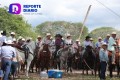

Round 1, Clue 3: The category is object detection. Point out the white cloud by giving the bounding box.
[0,0,120,31]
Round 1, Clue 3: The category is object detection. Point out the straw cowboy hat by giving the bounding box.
[98,37,102,40]
[111,32,116,34]
[76,39,79,42]
[102,42,107,46]
[37,35,42,38]
[46,33,51,36]
[66,33,71,37]
[11,32,15,35]
[90,38,93,41]
[106,34,110,36]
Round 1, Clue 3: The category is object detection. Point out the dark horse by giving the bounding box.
[82,46,96,75]
[38,44,51,72]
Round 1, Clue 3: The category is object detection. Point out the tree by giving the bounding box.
[36,21,88,41]
[0,8,37,39]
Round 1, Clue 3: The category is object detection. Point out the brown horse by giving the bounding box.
[108,38,120,77]
[38,44,51,72]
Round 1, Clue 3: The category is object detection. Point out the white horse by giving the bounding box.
[57,46,74,70]
[17,41,36,76]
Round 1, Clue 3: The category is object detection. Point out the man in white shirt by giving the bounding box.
[64,34,73,47]
[83,36,91,48]
[108,32,117,64]
[7,32,16,42]
[0,40,16,80]
[95,37,104,51]
[0,31,7,46]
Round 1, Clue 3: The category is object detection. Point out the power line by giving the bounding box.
[95,0,120,18]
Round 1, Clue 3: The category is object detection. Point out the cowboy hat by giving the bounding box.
[90,38,93,41]
[55,34,62,38]
[98,37,102,40]
[66,33,71,37]
[111,32,116,34]
[11,32,15,35]
[106,34,110,36]
[102,42,107,46]
[46,33,51,36]
[76,39,79,42]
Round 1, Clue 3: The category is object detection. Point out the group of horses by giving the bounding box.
[14,39,120,78]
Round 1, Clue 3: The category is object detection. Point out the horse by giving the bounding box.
[56,46,74,70]
[17,41,36,76]
[108,39,120,77]
[38,44,51,72]
[82,46,96,75]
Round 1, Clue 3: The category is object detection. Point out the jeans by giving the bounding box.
[1,58,12,80]
[100,61,107,80]
[11,62,18,75]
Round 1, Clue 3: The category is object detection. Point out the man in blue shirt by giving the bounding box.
[0,40,16,80]
[99,42,109,80]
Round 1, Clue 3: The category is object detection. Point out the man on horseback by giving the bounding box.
[108,32,117,64]
[104,34,110,44]
[7,32,16,42]
[54,34,64,59]
[95,37,104,51]
[64,34,73,47]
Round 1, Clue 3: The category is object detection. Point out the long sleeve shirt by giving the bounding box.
[0,45,16,59]
[99,48,109,62]
[108,37,116,51]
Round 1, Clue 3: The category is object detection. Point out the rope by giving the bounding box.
[78,5,92,40]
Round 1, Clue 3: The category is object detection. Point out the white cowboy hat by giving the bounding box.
[90,38,93,41]
[111,32,116,34]
[98,37,102,40]
[6,40,13,44]
[46,33,51,36]
[0,31,3,34]
[13,38,16,41]
[37,35,41,38]
[107,34,110,36]
[76,39,79,42]
[102,42,107,46]
[66,33,71,37]
[11,32,15,35]
[22,38,25,41]
[18,36,23,40]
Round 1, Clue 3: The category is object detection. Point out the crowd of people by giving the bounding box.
[0,30,119,80]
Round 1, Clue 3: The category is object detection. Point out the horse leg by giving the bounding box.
[117,64,120,76]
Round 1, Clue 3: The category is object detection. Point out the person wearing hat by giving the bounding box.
[64,33,73,47]
[83,36,91,48]
[0,30,7,46]
[95,37,104,51]
[40,33,53,52]
[36,35,42,48]
[7,32,16,42]
[108,32,116,64]
[54,34,64,59]
[89,38,95,48]
[104,34,110,44]
[99,42,109,80]
[0,40,16,80]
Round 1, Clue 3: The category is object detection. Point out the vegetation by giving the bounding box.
[0,8,37,39]
[36,21,88,41]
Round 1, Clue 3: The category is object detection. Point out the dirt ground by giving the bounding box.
[15,70,120,80]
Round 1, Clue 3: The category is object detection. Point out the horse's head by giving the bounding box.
[42,44,49,52]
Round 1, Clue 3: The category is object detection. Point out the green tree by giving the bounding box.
[0,8,37,39]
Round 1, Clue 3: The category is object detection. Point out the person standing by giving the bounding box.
[0,40,16,80]
[99,42,109,80]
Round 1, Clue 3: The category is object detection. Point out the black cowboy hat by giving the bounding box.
[85,36,91,40]
[1,30,6,35]
[55,34,62,38]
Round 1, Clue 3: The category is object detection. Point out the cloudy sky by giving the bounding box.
[0,0,120,32]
